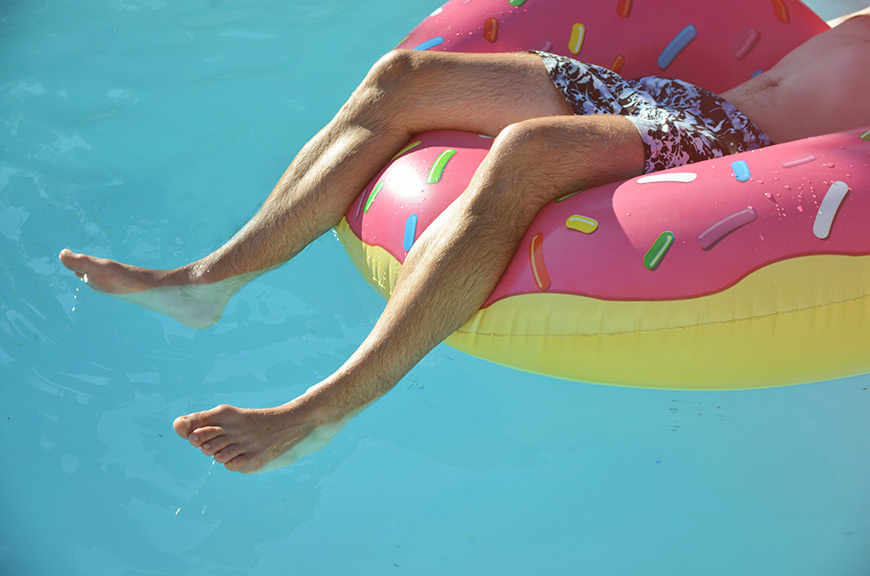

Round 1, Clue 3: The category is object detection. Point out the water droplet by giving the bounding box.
[796,205,804,213]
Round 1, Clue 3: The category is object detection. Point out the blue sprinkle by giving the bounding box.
[414,37,444,51]
[731,160,751,182]
[751,69,765,79]
[403,214,418,251]
[657,25,696,70]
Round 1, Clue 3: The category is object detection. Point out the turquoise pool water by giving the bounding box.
[2,1,869,574]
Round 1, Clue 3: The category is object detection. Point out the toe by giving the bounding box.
[174,405,240,440]
[173,415,195,439]
[225,454,250,473]
[199,434,230,456]
[213,444,244,465]
[188,425,223,447]
[59,250,92,273]
[173,412,210,439]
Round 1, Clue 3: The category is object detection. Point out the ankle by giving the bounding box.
[185,260,226,285]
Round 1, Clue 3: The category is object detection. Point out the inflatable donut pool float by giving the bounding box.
[335,0,870,389]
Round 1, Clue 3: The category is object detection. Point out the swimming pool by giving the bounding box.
[2,0,869,574]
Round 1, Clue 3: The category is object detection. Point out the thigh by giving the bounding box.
[381,50,575,136]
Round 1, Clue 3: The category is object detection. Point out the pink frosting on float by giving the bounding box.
[398,0,828,94]
[496,128,870,303]
[346,128,870,305]
[343,0,870,307]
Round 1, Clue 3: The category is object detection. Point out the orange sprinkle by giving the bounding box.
[772,0,790,23]
[610,54,625,74]
[617,0,632,17]
[529,233,551,291]
[483,17,499,43]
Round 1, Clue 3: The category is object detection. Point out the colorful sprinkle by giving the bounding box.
[637,172,697,184]
[731,160,751,182]
[414,37,444,51]
[813,181,850,239]
[610,54,625,74]
[568,23,586,55]
[782,154,817,169]
[403,214,418,251]
[751,69,764,79]
[555,190,582,203]
[509,0,527,6]
[427,149,457,184]
[772,0,790,23]
[529,233,551,290]
[697,207,757,250]
[363,181,385,213]
[483,17,499,42]
[861,130,870,141]
[617,0,632,17]
[644,231,674,270]
[735,29,760,60]
[658,25,697,70]
[391,140,422,161]
[565,215,598,234]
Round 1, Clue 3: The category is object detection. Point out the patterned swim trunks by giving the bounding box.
[533,51,774,174]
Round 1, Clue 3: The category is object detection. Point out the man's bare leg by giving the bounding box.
[59,50,575,328]
[173,114,645,473]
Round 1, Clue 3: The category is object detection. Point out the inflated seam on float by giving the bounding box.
[454,290,870,339]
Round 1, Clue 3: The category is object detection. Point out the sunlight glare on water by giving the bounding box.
[1,0,869,575]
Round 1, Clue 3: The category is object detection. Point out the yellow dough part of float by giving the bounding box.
[336,0,870,390]
[338,223,870,389]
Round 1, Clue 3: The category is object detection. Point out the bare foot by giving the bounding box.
[173,399,352,473]
[59,249,253,329]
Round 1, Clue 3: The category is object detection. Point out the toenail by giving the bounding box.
[203,442,211,451]
[190,433,199,442]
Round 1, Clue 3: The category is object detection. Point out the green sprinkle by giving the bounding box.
[644,231,674,270]
[391,140,422,161]
[364,181,385,213]
[861,130,870,141]
[555,190,582,203]
[509,0,527,5]
[427,149,456,184]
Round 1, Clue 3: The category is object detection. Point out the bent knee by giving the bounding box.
[493,119,564,154]
[364,49,418,92]
[487,119,576,180]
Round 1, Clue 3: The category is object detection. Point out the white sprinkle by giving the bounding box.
[812,181,850,239]
[637,173,697,184]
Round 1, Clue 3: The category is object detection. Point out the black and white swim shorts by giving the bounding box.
[532,51,774,174]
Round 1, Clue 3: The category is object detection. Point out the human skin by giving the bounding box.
[60,15,870,472]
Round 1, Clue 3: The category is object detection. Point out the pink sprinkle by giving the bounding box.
[697,207,758,250]
[783,155,817,169]
[735,29,760,60]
